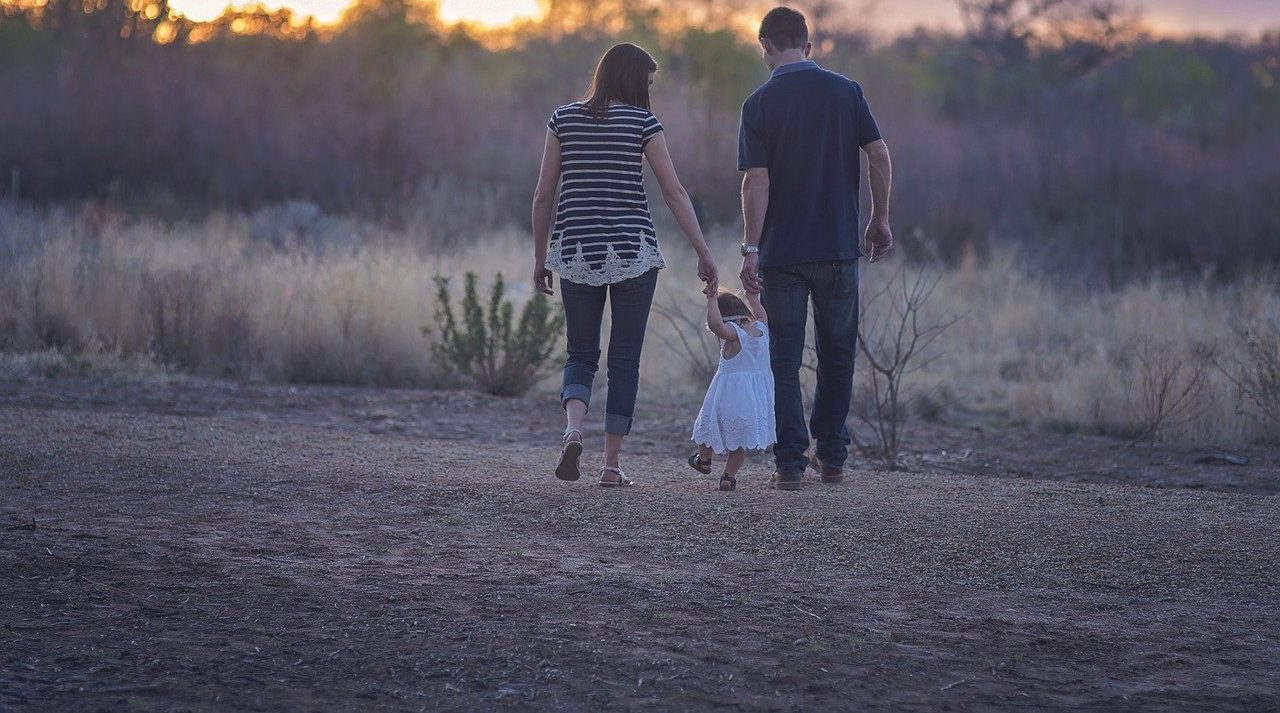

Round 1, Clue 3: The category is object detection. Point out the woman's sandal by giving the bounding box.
[555,429,584,482]
[718,473,737,492]
[687,453,712,475]
[598,466,634,488]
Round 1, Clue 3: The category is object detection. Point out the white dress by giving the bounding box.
[692,321,777,454]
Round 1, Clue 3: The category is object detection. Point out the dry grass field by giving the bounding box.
[1,203,1277,448]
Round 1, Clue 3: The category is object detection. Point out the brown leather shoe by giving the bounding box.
[768,470,804,491]
[808,453,844,484]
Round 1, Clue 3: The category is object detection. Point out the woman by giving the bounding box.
[531,42,717,488]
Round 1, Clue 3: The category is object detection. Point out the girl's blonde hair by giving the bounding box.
[717,290,751,321]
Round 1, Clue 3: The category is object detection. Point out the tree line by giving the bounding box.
[2,0,1278,278]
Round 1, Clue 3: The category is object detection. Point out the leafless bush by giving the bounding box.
[853,269,962,465]
[1125,336,1212,448]
[205,297,259,380]
[20,267,82,352]
[139,266,209,370]
[1215,319,1280,442]
[651,294,719,388]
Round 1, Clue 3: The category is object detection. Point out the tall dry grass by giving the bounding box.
[1,202,1276,446]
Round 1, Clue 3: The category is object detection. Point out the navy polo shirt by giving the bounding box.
[738,60,882,268]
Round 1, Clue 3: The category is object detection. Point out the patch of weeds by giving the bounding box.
[0,344,169,382]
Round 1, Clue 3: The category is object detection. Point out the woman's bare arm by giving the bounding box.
[531,128,561,295]
[643,131,718,291]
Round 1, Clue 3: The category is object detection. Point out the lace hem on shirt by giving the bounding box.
[546,238,666,286]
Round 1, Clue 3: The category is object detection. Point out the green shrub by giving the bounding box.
[426,272,564,397]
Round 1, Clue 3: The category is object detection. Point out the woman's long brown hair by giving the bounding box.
[582,43,658,118]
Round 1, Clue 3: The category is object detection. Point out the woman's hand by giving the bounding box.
[533,265,555,296]
[697,252,719,294]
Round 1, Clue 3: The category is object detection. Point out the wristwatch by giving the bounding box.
[740,243,759,256]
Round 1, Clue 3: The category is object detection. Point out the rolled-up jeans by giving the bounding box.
[760,259,859,475]
[559,268,659,436]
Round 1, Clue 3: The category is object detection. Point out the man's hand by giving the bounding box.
[740,252,763,294]
[865,216,893,263]
[533,264,555,295]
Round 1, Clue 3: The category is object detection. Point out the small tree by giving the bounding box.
[427,272,564,397]
[853,269,961,466]
[1126,336,1212,449]
[1215,318,1280,443]
[651,293,720,388]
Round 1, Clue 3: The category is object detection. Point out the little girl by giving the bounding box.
[688,288,775,491]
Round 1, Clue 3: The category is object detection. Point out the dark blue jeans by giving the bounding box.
[559,268,659,436]
[761,259,859,475]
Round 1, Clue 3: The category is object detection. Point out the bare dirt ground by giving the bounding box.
[2,378,1278,711]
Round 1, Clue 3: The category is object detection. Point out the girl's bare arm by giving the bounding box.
[743,290,768,325]
[706,291,738,342]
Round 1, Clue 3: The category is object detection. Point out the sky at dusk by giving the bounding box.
[166,0,1280,36]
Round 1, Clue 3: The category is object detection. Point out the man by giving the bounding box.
[737,6,893,491]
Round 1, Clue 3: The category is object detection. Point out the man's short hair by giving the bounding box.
[759,7,808,51]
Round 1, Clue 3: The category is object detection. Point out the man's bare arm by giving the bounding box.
[740,167,769,293]
[862,139,893,263]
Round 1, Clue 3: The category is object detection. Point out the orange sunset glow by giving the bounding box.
[159,0,1280,34]
[167,0,541,24]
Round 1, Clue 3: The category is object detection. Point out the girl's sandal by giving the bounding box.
[718,474,737,492]
[687,453,712,475]
[555,429,584,482]
[598,466,634,488]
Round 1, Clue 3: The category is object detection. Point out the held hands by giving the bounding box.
[865,215,894,263]
[697,252,719,295]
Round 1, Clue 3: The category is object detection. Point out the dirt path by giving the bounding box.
[2,380,1278,711]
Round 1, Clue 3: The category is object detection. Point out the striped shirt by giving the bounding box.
[545,102,667,286]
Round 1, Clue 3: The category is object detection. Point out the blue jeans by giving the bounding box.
[559,268,659,436]
[761,260,859,475]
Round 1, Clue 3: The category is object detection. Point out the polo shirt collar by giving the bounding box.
[771,59,818,78]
